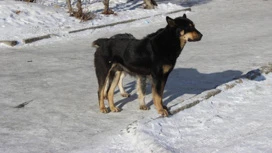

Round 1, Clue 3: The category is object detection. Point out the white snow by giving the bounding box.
[1,0,272,152]
[0,0,182,41]
[119,74,272,153]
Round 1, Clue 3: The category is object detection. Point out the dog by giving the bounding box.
[93,14,202,116]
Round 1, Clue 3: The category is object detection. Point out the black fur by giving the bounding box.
[104,33,137,96]
[93,15,202,116]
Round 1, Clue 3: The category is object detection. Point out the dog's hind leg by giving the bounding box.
[118,72,131,97]
[137,76,149,110]
[94,50,110,113]
[98,84,108,113]
[103,78,109,99]
[107,70,121,112]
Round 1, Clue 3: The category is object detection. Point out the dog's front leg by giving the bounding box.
[151,76,169,117]
[151,64,173,117]
[137,76,148,110]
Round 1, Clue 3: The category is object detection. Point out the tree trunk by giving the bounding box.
[76,0,83,17]
[102,0,114,14]
[143,0,157,9]
[66,0,73,14]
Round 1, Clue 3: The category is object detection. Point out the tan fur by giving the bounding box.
[180,31,201,48]
[99,83,108,113]
[118,72,130,97]
[107,71,121,112]
[162,65,172,74]
[183,31,200,41]
[100,64,121,113]
[152,85,168,116]
[179,30,187,48]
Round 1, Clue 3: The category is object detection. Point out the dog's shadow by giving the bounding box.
[115,68,242,109]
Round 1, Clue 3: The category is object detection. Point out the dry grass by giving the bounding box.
[171,100,200,115]
[225,83,236,90]
[205,89,222,99]
[235,79,243,84]
[260,63,272,74]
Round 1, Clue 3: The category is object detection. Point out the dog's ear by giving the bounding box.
[166,16,176,27]
[182,14,187,18]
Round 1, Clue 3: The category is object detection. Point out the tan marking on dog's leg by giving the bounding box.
[103,63,117,99]
[152,85,168,117]
[108,71,121,112]
[162,65,172,74]
[118,72,130,97]
[99,84,108,113]
[137,77,148,110]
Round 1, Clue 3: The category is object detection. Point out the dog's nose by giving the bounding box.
[199,33,203,40]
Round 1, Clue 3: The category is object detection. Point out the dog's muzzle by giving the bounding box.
[188,30,203,42]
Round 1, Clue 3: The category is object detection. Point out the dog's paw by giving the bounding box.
[158,109,169,117]
[110,106,120,112]
[139,105,149,110]
[121,93,131,98]
[100,107,109,113]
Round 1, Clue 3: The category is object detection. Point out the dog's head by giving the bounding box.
[166,14,202,46]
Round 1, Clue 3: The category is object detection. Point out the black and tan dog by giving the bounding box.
[93,14,202,116]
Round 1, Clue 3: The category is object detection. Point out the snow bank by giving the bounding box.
[116,73,272,152]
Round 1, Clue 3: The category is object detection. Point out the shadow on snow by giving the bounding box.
[115,68,242,109]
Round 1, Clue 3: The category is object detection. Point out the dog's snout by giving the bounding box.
[198,33,203,40]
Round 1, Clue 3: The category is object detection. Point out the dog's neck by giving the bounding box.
[179,37,187,50]
[151,27,185,58]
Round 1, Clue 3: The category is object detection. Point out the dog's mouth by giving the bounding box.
[188,38,193,42]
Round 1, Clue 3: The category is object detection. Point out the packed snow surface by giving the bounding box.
[1,0,272,152]
[0,0,182,41]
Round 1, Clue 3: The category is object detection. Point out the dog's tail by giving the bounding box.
[92,38,108,48]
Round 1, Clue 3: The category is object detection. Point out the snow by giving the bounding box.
[1,0,272,152]
[0,0,182,41]
[123,74,272,153]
